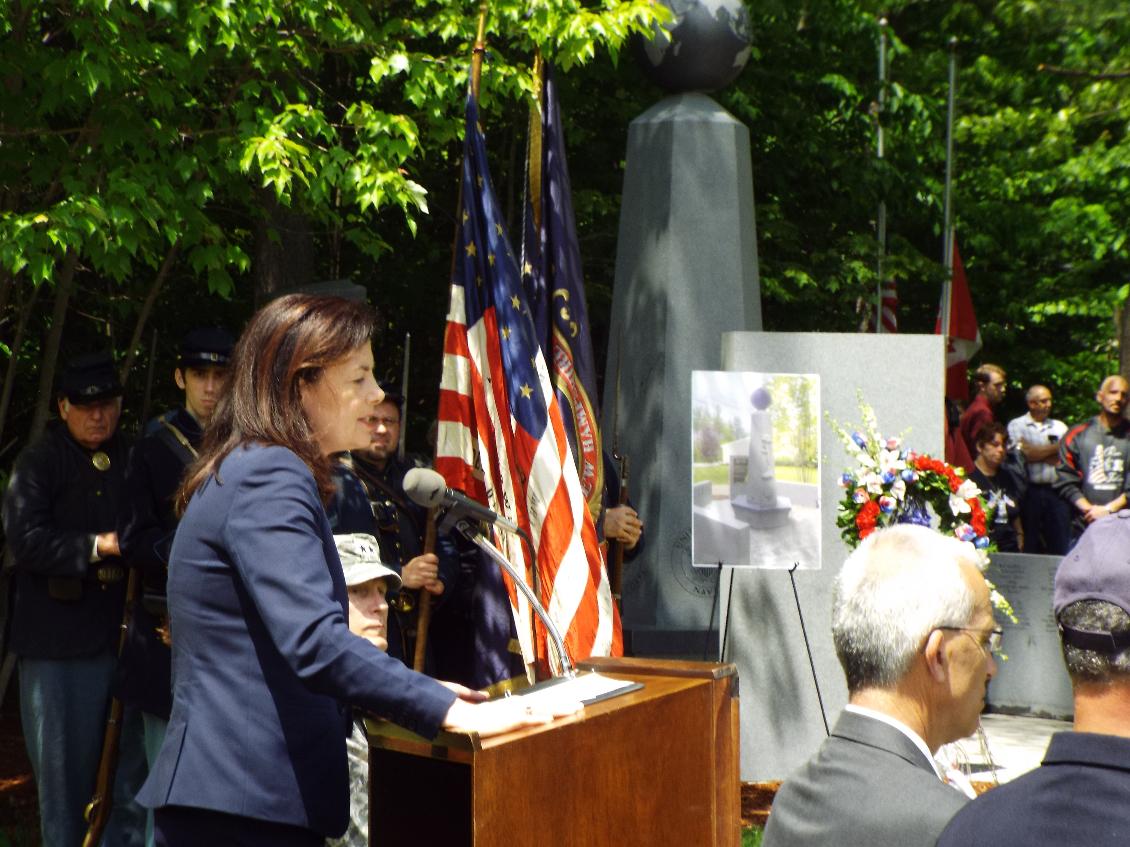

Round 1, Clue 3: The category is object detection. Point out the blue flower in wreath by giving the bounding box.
[840,472,854,487]
[851,431,868,449]
[896,499,932,527]
[901,468,918,484]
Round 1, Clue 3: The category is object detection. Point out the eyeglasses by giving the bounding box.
[936,626,1003,654]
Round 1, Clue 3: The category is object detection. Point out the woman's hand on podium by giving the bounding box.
[441,688,583,737]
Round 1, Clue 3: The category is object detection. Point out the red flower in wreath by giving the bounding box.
[910,454,963,492]
[856,500,881,538]
[969,499,987,536]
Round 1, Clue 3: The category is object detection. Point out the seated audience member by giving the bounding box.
[327,534,400,847]
[938,513,1130,846]
[968,422,1023,552]
[763,525,1000,847]
[1006,384,1070,554]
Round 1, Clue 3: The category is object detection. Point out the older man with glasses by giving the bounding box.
[763,524,1000,847]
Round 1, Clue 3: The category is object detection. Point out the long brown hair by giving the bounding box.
[179,294,375,509]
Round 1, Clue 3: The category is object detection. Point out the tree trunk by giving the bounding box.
[1120,297,1130,383]
[119,240,179,386]
[28,251,79,441]
[0,280,43,446]
[253,191,315,305]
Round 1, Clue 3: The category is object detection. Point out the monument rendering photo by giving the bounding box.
[691,370,821,569]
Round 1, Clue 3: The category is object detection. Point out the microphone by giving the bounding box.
[402,467,521,534]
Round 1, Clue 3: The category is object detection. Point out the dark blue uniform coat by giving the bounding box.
[116,407,202,717]
[3,422,130,658]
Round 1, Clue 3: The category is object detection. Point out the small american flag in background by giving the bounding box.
[861,279,899,333]
[435,95,621,673]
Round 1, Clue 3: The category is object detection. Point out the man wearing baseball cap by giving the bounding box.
[938,512,1130,846]
[329,533,402,847]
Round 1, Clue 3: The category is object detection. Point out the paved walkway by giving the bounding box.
[949,712,1072,786]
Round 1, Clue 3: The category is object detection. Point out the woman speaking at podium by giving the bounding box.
[137,294,577,845]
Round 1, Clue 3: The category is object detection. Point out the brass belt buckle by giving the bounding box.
[96,564,125,584]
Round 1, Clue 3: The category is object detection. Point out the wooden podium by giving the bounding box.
[365,656,739,847]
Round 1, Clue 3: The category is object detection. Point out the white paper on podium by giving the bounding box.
[507,671,642,709]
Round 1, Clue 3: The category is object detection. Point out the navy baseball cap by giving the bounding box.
[1054,512,1130,652]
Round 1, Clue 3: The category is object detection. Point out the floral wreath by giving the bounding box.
[830,403,1014,619]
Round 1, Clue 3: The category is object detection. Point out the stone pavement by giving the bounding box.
[949,712,1073,786]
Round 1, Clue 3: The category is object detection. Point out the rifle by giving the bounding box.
[397,331,410,463]
[607,349,628,601]
[83,563,140,847]
[608,454,629,601]
[412,509,437,672]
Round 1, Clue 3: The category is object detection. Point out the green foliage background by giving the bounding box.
[2,0,1130,453]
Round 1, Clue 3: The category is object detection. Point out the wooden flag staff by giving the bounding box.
[413,2,491,673]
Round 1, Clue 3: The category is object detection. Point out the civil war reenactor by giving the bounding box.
[2,350,146,846]
[345,385,461,672]
[116,327,233,842]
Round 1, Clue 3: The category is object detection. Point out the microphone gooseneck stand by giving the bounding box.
[451,518,574,679]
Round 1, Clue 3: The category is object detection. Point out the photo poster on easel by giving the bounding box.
[717,331,946,783]
[691,370,821,569]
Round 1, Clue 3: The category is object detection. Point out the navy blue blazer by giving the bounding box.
[136,444,456,837]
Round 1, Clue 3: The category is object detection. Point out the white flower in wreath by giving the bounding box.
[878,449,906,475]
[864,472,884,494]
[949,492,972,516]
[890,477,907,501]
[956,479,980,500]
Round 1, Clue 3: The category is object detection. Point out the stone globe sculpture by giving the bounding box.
[634,0,752,94]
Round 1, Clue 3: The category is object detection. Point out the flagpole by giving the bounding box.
[874,16,889,333]
[470,2,488,97]
[941,36,957,339]
[413,1,491,674]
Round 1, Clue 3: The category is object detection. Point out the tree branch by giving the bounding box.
[119,239,180,386]
[1038,63,1130,80]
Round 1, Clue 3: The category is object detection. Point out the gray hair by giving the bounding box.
[1059,600,1130,682]
[832,525,981,693]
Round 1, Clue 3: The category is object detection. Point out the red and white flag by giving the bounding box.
[862,279,899,333]
[934,240,981,401]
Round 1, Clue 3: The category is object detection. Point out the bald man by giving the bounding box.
[1056,375,1130,540]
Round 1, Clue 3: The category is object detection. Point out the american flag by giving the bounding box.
[436,95,621,672]
[861,279,898,333]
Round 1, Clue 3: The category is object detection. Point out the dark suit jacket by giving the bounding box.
[762,710,969,847]
[136,444,456,837]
